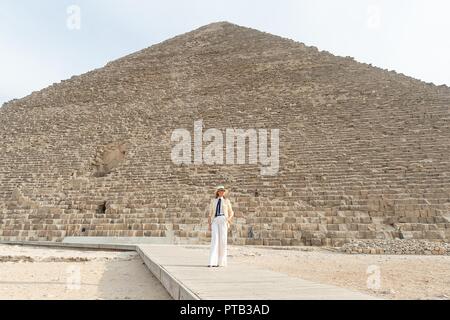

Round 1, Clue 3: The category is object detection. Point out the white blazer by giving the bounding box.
[209,198,234,226]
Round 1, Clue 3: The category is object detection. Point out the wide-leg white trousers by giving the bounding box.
[208,215,228,267]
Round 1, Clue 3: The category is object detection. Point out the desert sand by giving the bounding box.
[227,245,450,300]
[0,244,171,300]
[2,243,449,300]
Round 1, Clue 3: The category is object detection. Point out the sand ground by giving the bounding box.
[0,244,172,300]
[227,245,450,300]
[2,244,449,300]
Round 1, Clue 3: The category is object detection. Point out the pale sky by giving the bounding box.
[1,0,450,106]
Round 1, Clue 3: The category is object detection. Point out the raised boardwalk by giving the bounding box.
[0,240,378,300]
[137,244,378,300]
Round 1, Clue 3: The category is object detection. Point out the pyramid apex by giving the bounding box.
[202,21,238,27]
[193,21,243,33]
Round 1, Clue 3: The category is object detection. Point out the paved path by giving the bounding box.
[1,240,379,300]
[137,244,379,300]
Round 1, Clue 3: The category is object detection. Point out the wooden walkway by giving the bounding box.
[0,240,379,300]
[136,244,379,300]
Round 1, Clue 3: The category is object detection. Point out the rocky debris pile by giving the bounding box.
[0,255,93,263]
[0,255,34,263]
[340,239,450,255]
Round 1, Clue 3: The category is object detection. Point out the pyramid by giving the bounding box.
[1,21,449,246]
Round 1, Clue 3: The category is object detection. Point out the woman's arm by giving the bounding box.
[227,200,234,221]
[208,200,212,230]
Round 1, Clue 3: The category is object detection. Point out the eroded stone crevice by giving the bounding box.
[91,142,129,177]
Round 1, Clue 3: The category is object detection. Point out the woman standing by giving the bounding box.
[208,185,234,267]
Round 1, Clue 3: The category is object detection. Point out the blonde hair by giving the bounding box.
[215,188,228,198]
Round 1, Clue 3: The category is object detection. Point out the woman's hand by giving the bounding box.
[208,223,211,232]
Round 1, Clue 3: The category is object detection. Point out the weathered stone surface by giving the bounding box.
[0,22,449,247]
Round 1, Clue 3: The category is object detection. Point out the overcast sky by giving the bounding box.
[1,0,449,105]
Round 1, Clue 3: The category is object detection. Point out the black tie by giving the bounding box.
[215,198,221,217]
